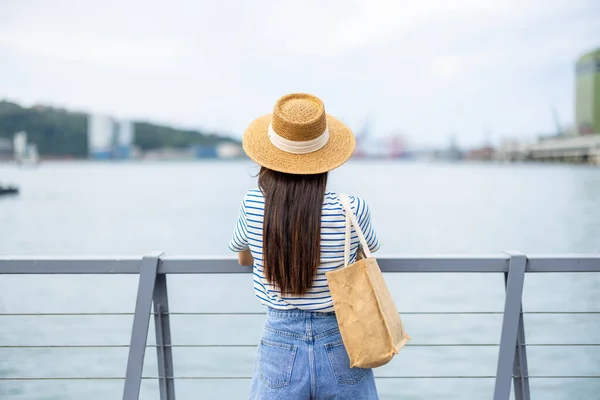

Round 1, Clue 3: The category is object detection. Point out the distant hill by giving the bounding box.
[0,101,239,158]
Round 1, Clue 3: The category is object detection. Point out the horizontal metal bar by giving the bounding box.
[1,254,599,274]
[0,343,506,349]
[0,345,131,348]
[0,377,127,380]
[3,376,598,381]
[526,255,600,272]
[0,257,142,274]
[0,313,136,316]
[0,311,508,316]
[6,343,600,350]
[164,311,507,315]
[3,254,600,274]
[163,255,513,273]
[166,343,501,347]
[525,376,600,379]
[523,344,600,347]
[3,310,600,317]
[168,376,500,380]
[376,376,497,379]
[0,376,499,381]
[522,311,600,314]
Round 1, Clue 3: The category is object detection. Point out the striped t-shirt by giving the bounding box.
[228,189,380,312]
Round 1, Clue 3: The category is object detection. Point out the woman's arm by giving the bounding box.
[238,248,254,266]
[229,193,253,266]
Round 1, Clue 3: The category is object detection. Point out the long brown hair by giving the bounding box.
[259,167,328,296]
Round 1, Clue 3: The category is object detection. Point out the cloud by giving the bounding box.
[0,32,183,68]
[0,0,598,146]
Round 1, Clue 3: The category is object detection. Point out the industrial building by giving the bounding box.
[575,48,600,135]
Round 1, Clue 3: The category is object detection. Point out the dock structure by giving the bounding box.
[1,253,600,400]
[527,135,600,165]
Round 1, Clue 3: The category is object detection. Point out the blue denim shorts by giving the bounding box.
[249,307,379,399]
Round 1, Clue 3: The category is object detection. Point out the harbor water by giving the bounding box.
[1,160,599,399]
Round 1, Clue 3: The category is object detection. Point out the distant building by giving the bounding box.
[192,143,244,159]
[494,139,530,162]
[0,138,12,160]
[216,142,244,158]
[528,135,600,165]
[87,115,135,160]
[13,131,27,158]
[194,145,218,158]
[143,148,196,160]
[114,119,135,159]
[575,48,600,135]
[466,146,494,161]
[87,115,114,159]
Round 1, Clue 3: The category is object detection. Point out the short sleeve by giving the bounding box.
[228,195,250,252]
[351,196,380,253]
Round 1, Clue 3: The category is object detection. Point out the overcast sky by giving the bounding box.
[1,0,598,147]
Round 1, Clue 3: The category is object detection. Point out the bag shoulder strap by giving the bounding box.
[339,194,372,267]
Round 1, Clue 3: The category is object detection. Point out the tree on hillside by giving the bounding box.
[0,101,238,157]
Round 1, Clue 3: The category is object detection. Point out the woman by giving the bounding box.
[229,93,380,399]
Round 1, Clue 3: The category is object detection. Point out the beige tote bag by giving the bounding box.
[326,194,410,368]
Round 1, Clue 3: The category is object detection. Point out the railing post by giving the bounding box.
[123,253,163,400]
[494,251,527,400]
[154,273,176,400]
[512,301,531,400]
[504,252,531,400]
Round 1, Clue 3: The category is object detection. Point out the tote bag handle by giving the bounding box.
[339,194,372,267]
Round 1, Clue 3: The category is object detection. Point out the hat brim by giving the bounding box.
[242,114,356,174]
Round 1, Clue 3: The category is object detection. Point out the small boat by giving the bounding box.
[0,185,19,196]
[14,131,40,167]
[16,144,40,167]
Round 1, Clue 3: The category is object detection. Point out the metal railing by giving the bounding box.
[1,252,599,400]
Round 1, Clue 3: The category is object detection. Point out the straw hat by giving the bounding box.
[242,93,355,174]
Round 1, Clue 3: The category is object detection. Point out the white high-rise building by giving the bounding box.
[115,119,134,159]
[87,115,135,159]
[87,115,114,159]
[13,131,27,158]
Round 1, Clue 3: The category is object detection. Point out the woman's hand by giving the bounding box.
[238,249,254,266]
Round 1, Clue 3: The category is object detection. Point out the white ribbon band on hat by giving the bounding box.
[268,123,329,154]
